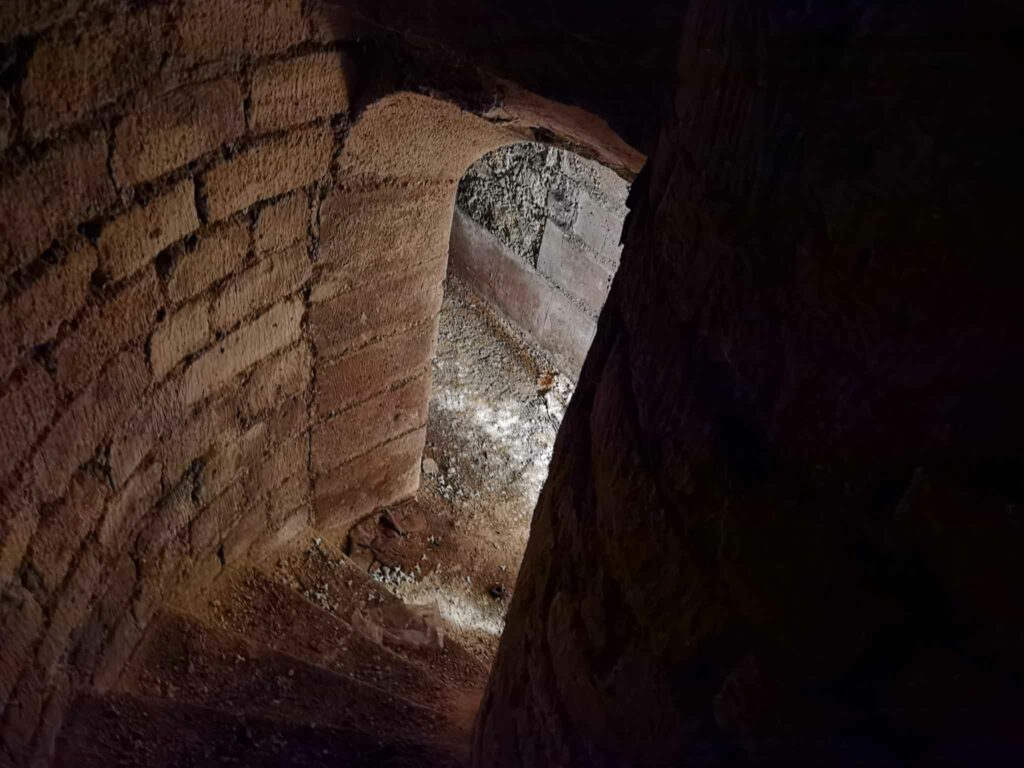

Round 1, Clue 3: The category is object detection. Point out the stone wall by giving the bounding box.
[0,2,524,761]
[450,144,628,373]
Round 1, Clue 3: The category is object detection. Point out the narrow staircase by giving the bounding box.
[53,537,489,767]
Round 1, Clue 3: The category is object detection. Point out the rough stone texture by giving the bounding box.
[112,78,246,187]
[476,2,1023,765]
[150,299,210,380]
[0,243,96,379]
[166,220,250,304]
[98,180,199,282]
[452,142,626,369]
[0,130,116,276]
[210,243,310,331]
[250,52,352,134]
[202,125,334,221]
[254,192,309,256]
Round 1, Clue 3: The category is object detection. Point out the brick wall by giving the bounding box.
[0,3,511,762]
[450,144,628,374]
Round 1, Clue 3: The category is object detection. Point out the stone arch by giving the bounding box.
[0,2,642,757]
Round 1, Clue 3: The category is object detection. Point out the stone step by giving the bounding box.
[184,566,463,721]
[116,610,466,758]
[55,692,466,768]
[261,536,490,693]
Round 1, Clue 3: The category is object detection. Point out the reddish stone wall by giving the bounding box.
[0,3,525,761]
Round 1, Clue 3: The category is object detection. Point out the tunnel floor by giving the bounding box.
[344,273,575,663]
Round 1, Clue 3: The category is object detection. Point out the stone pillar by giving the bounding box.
[475,1,1022,765]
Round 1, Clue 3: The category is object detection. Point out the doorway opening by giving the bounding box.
[346,143,630,663]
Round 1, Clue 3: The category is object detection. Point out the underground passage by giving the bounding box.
[0,1,1021,766]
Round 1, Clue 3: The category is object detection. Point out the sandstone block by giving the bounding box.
[33,350,149,503]
[310,258,445,359]
[166,220,249,303]
[0,243,96,379]
[255,191,309,255]
[316,319,436,416]
[54,268,161,395]
[113,77,246,185]
[20,6,170,139]
[313,427,424,528]
[27,469,107,594]
[109,379,184,487]
[176,0,305,67]
[311,374,429,474]
[202,124,333,221]
[0,364,56,482]
[182,298,304,406]
[318,185,452,279]
[0,130,116,274]
[98,179,199,282]
[210,243,310,331]
[150,298,210,380]
[242,343,311,418]
[251,51,351,133]
[567,187,623,266]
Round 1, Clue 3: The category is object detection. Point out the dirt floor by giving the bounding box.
[345,273,575,663]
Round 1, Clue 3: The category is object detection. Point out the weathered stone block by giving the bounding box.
[33,351,149,503]
[567,187,623,266]
[311,373,429,474]
[255,191,309,255]
[176,0,305,67]
[182,297,304,406]
[166,220,250,304]
[313,427,424,528]
[0,364,56,482]
[316,319,437,416]
[150,298,210,380]
[310,258,445,359]
[537,220,613,315]
[27,469,107,594]
[0,243,96,379]
[54,268,161,395]
[109,380,184,487]
[210,243,310,331]
[202,125,333,221]
[98,180,199,282]
[113,77,246,185]
[251,51,351,134]
[318,185,452,280]
[241,343,311,418]
[155,395,239,487]
[20,6,171,139]
[0,130,116,274]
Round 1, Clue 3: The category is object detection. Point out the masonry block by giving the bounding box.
[210,242,310,331]
[251,51,351,134]
[0,364,56,482]
[20,5,171,139]
[167,219,250,304]
[113,77,246,186]
[311,374,429,474]
[0,587,44,709]
[54,267,161,395]
[202,125,333,221]
[150,299,210,381]
[255,191,309,255]
[98,180,199,282]
[0,481,40,589]
[0,243,96,379]
[537,220,614,315]
[98,461,163,553]
[182,297,304,406]
[567,187,623,266]
[316,318,437,416]
[318,185,453,280]
[26,469,108,594]
[310,258,445,359]
[156,395,240,487]
[0,130,115,275]
[313,427,424,528]
[176,0,305,67]
[109,380,184,487]
[241,343,311,419]
[33,350,149,503]
[36,546,104,677]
